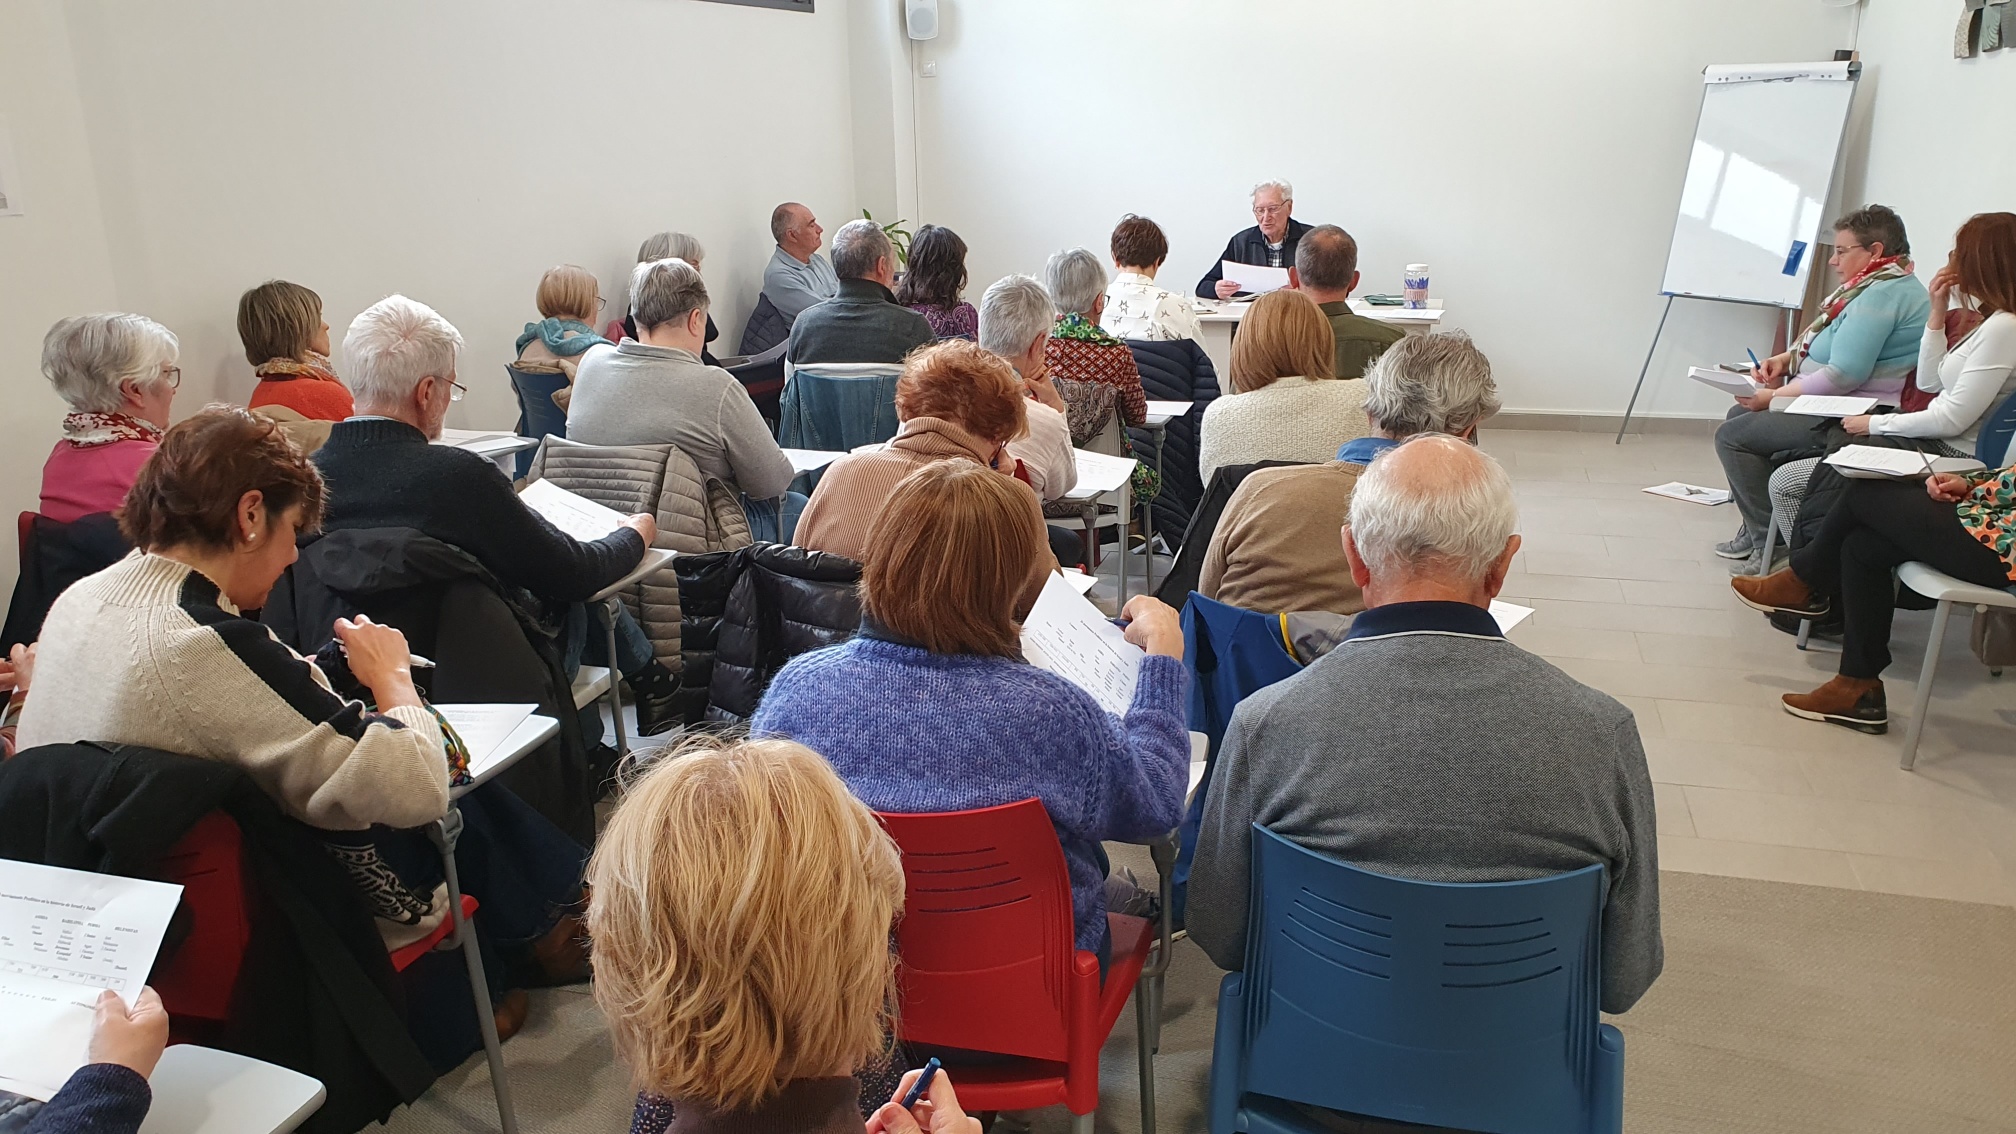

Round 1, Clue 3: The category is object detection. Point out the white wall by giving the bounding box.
[1857,0,2016,272]
[906,0,1860,418]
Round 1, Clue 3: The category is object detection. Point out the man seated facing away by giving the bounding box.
[1296,224,1404,380]
[570,257,802,543]
[761,202,839,326]
[787,219,934,366]
[1197,179,1315,300]
[1200,332,1499,616]
[314,295,683,734]
[1189,435,1662,1016]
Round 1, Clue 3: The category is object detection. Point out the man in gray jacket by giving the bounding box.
[787,219,934,365]
[1187,434,1663,1014]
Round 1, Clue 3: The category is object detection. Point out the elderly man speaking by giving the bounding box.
[1196,178,1314,300]
[1187,435,1664,1016]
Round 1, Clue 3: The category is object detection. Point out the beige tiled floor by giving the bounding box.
[1483,428,2016,907]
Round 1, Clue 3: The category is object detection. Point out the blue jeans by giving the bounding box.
[561,600,653,679]
[743,491,808,544]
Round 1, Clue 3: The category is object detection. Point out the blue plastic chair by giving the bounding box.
[507,366,569,479]
[777,362,902,452]
[1209,827,1623,1134]
[1973,386,2016,468]
[1172,593,1302,923]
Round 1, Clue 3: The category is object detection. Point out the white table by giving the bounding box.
[433,429,539,477]
[137,1045,325,1134]
[1195,299,1447,382]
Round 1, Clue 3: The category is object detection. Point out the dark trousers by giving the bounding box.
[1790,480,2009,678]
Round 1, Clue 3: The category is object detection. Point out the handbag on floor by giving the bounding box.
[1970,608,2016,670]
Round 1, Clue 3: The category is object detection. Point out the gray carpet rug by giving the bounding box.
[382,867,2016,1134]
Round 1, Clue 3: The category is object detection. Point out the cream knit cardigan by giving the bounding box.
[1197,375,1373,485]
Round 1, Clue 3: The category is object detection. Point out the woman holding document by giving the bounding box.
[751,461,1189,972]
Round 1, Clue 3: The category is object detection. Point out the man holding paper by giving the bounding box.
[1196,179,1314,300]
[1711,206,1932,569]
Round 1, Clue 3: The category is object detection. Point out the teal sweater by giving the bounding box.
[1789,273,1932,398]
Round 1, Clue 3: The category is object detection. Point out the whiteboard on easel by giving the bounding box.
[1658,62,1859,310]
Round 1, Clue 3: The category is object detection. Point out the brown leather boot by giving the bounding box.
[1782,675,1887,734]
[530,913,591,986]
[1732,568,1828,617]
[493,987,530,1042]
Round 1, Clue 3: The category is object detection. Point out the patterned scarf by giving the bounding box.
[1051,311,1122,346]
[62,412,162,448]
[253,351,342,383]
[1795,255,1914,363]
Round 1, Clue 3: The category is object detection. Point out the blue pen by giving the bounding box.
[1746,348,1762,372]
[900,1058,942,1108]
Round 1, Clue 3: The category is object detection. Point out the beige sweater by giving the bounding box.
[1200,461,1369,617]
[1197,376,1372,485]
[797,417,998,563]
[17,552,450,832]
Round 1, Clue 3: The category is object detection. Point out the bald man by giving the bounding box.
[762,202,840,324]
[1188,435,1664,1016]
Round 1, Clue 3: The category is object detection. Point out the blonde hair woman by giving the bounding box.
[1196,288,1371,484]
[589,736,982,1134]
[515,264,611,384]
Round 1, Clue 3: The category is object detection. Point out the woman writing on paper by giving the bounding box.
[13,407,591,1051]
[751,461,1189,971]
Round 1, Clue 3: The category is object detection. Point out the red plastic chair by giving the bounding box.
[877,800,1174,1134]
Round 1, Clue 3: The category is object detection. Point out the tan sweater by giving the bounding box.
[17,552,450,831]
[796,416,1001,562]
[1200,461,1369,616]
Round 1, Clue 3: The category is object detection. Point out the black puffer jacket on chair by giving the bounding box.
[1125,338,1220,539]
[675,543,863,724]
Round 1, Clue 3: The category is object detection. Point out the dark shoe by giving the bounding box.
[1768,609,1843,640]
[1732,569,1828,617]
[493,987,530,1042]
[626,660,681,737]
[1782,676,1888,734]
[530,912,591,986]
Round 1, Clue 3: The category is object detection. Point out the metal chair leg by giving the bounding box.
[430,810,520,1134]
[1071,1112,1094,1134]
[1796,618,1812,651]
[1135,979,1156,1134]
[1901,600,1954,770]
[599,598,629,763]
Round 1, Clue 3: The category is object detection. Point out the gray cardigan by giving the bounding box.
[566,341,796,500]
[1187,601,1663,1014]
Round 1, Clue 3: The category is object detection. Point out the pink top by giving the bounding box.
[39,438,156,523]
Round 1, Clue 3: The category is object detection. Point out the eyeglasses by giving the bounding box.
[448,378,467,403]
[160,365,182,390]
[1253,203,1290,217]
[1834,242,1869,255]
[596,296,607,312]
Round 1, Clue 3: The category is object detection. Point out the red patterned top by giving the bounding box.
[1044,314,1147,426]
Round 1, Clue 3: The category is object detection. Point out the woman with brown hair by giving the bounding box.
[895,224,979,340]
[796,340,1028,562]
[1195,288,1368,483]
[752,461,1189,968]
[591,735,984,1134]
[241,280,354,424]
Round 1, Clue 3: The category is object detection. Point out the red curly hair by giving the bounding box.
[892,339,1029,445]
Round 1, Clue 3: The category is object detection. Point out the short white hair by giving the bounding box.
[1043,248,1107,317]
[1348,434,1517,585]
[1364,332,1501,437]
[978,275,1056,358]
[41,313,179,414]
[630,257,709,332]
[638,231,705,267]
[1251,179,1293,202]
[832,219,893,279]
[342,295,463,407]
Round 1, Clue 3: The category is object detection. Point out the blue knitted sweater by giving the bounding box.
[751,635,1191,952]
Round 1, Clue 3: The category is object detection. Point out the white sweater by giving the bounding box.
[1870,311,2016,449]
[17,552,450,832]
[1197,376,1373,485]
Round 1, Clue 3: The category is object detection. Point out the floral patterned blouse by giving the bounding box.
[1956,467,2016,581]
[907,301,978,340]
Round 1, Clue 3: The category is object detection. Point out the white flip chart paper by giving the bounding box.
[519,479,628,541]
[1221,261,1290,295]
[0,862,183,1100]
[1021,572,1143,717]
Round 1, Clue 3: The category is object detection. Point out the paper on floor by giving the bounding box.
[0,861,182,1100]
[519,479,628,541]
[1489,600,1534,634]
[1643,481,1732,505]
[1021,572,1143,717]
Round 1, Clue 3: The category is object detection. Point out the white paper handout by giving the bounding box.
[1782,394,1878,418]
[518,479,628,541]
[0,861,183,1100]
[434,428,525,457]
[782,449,846,475]
[1021,572,1144,717]
[436,703,537,770]
[1221,261,1291,295]
[1643,481,1732,505]
[1143,400,1194,423]
[1059,568,1100,595]
[1488,600,1535,635]
[1823,445,1985,480]
[1687,366,1759,397]
[1067,449,1138,500]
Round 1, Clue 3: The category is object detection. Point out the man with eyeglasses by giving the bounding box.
[1196,179,1315,300]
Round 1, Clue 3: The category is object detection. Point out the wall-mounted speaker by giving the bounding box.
[906,0,938,40]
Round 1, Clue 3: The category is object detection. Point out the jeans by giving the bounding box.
[743,490,808,544]
[561,599,653,679]
[1791,480,2011,678]
[1715,405,1844,538]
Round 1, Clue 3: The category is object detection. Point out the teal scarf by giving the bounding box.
[515,318,608,357]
